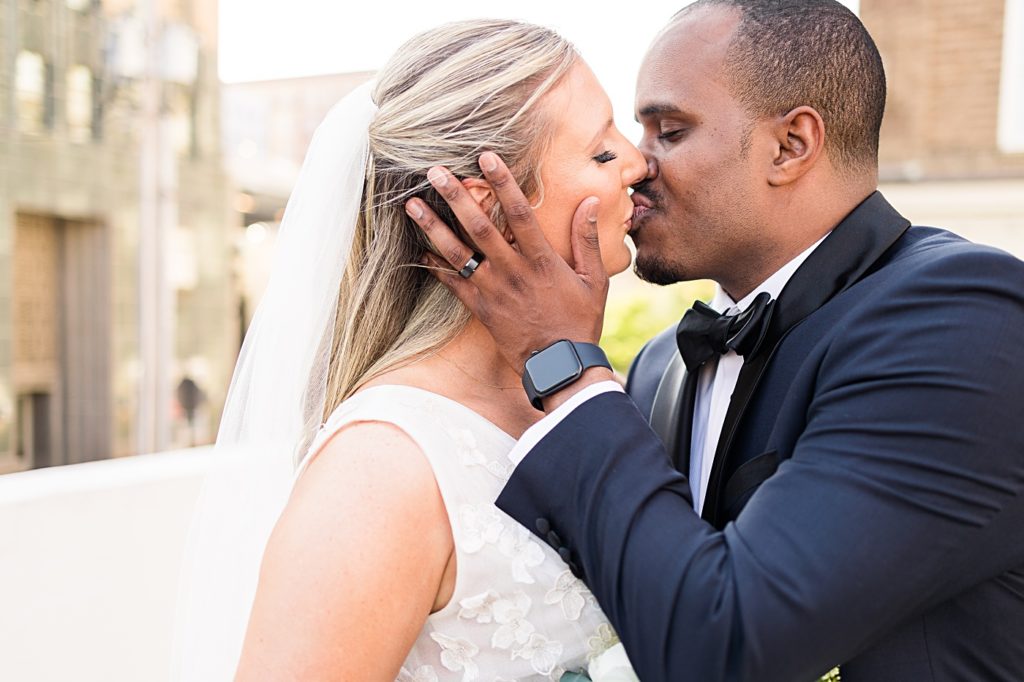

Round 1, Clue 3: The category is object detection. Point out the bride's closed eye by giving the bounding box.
[593,150,618,163]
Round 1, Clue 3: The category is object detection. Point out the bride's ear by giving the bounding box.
[461,177,515,245]
[461,177,496,213]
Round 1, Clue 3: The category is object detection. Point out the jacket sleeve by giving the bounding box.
[496,247,1024,682]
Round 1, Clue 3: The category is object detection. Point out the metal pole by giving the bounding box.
[136,0,163,455]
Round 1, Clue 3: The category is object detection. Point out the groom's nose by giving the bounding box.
[643,155,658,182]
[636,132,660,172]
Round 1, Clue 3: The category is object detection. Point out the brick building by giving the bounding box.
[861,0,1024,255]
[0,0,236,472]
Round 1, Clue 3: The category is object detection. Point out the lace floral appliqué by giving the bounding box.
[512,632,564,676]
[451,426,513,480]
[586,623,620,661]
[458,590,501,624]
[458,504,505,554]
[544,570,593,621]
[491,591,536,650]
[430,632,480,682]
[497,525,545,584]
[398,664,440,682]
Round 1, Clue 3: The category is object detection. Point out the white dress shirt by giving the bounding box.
[507,235,830,512]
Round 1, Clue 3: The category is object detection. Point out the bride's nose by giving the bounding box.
[622,143,649,187]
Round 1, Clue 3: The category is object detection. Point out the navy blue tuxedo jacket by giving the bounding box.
[496,193,1024,681]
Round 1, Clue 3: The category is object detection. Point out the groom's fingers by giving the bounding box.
[406,198,482,277]
[424,166,515,266]
[570,196,608,289]
[420,253,480,310]
[478,152,552,258]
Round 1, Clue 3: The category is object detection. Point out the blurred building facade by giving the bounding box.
[221,72,372,330]
[862,0,1024,256]
[0,0,236,473]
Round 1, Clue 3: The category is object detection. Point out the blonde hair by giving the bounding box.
[322,20,578,417]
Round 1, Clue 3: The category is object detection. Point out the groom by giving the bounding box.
[406,0,1024,680]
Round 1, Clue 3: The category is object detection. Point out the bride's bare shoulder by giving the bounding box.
[291,419,440,516]
[237,421,453,678]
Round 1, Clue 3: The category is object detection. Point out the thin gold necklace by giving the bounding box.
[438,353,521,391]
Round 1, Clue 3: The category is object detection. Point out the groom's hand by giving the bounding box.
[405,152,614,401]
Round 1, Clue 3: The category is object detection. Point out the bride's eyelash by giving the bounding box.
[594,150,618,164]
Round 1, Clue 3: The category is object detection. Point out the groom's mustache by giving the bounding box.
[631,180,662,208]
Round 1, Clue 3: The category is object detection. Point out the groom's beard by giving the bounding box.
[631,181,687,286]
[634,254,686,286]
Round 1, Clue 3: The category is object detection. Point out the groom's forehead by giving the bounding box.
[640,10,737,81]
[635,8,740,107]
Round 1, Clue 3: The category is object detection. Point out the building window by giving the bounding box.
[16,51,46,134]
[999,0,1024,153]
[67,65,94,143]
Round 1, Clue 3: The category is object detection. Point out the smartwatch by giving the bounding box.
[522,340,612,410]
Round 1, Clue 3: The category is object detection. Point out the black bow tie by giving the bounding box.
[675,292,774,372]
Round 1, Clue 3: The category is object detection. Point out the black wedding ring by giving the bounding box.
[458,252,484,279]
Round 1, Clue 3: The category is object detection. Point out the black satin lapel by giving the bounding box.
[701,192,912,527]
[675,370,700,475]
[649,353,686,457]
[649,353,700,475]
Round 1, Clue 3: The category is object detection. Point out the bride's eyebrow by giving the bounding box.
[586,118,615,150]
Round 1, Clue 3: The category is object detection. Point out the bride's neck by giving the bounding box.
[437,319,522,392]
[361,316,539,436]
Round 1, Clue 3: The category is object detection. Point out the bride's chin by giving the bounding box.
[603,245,634,276]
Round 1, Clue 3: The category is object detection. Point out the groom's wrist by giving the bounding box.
[522,340,614,411]
[540,367,617,412]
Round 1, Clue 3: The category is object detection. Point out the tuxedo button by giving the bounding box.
[568,560,583,579]
[535,518,551,535]
[558,546,572,564]
[546,530,562,548]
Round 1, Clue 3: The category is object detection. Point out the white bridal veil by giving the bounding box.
[171,80,377,680]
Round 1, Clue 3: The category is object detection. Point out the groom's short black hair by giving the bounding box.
[675,0,886,174]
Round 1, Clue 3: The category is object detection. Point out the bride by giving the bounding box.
[174,19,646,680]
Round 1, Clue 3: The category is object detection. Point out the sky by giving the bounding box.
[219,0,859,139]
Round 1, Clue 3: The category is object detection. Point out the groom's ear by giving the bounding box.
[766,105,825,187]
[461,177,497,213]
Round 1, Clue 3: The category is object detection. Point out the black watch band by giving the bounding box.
[522,340,612,411]
[573,342,612,371]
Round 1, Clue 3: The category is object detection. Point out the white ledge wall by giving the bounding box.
[0,448,212,682]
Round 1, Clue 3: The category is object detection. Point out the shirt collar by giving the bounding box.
[710,233,831,313]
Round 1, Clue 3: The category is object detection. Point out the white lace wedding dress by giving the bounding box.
[299,384,617,681]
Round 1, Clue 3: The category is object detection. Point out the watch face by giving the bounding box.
[525,340,583,394]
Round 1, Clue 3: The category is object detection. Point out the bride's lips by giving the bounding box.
[630,193,655,230]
